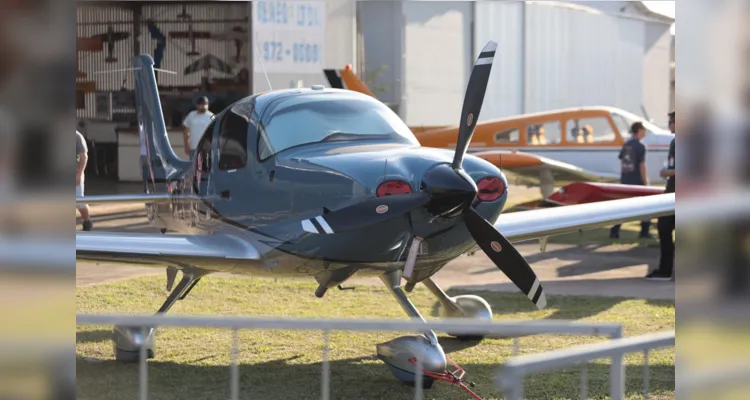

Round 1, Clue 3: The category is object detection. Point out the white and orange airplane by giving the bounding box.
[324,65,674,202]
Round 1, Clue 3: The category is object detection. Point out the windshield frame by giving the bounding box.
[255,91,419,161]
[610,109,669,138]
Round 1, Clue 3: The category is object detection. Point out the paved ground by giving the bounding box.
[76,180,674,300]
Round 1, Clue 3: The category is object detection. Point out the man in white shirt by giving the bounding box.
[182,96,214,159]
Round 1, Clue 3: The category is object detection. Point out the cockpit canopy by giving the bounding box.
[250,90,419,160]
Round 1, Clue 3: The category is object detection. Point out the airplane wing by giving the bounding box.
[76,194,206,206]
[474,150,619,185]
[76,231,263,269]
[495,192,674,243]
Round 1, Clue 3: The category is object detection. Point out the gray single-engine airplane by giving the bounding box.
[76,42,675,392]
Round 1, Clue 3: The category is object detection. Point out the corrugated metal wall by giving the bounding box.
[76,1,250,121]
[401,1,472,126]
[523,2,643,115]
[474,1,524,121]
[473,1,659,119]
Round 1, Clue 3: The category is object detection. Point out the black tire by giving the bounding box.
[115,348,153,363]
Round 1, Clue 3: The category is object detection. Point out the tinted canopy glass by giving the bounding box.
[257,92,418,159]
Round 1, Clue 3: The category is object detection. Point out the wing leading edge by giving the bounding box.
[495,193,675,243]
[474,150,619,184]
[76,231,263,270]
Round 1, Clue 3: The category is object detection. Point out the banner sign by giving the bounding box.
[253,0,326,74]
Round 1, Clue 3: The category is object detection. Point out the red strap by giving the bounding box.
[408,356,484,400]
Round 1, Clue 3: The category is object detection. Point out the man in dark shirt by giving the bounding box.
[649,111,676,280]
[610,121,651,239]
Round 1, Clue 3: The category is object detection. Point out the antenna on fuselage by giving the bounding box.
[253,40,273,91]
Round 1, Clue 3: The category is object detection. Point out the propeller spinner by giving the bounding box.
[302,41,547,310]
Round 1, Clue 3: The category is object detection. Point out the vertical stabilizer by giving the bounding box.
[133,54,189,192]
[323,65,376,97]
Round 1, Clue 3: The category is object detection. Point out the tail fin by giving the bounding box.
[323,64,376,97]
[133,54,189,193]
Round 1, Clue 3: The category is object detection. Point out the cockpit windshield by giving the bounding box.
[257,92,418,159]
[610,109,670,139]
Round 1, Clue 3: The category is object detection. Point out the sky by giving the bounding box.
[642,1,675,34]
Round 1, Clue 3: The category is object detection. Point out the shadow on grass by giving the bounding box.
[431,289,674,323]
[469,243,658,279]
[76,352,674,400]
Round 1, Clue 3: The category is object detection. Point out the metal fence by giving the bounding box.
[495,330,675,400]
[76,313,624,400]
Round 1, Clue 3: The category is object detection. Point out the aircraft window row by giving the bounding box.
[566,117,616,144]
[526,121,561,145]
[257,93,417,160]
[493,128,519,144]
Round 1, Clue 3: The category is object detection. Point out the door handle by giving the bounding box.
[220,190,231,199]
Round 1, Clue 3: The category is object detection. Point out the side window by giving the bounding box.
[526,121,561,145]
[494,128,519,144]
[217,112,249,171]
[566,117,617,144]
[195,120,216,175]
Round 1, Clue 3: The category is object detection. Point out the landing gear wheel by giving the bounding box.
[115,347,154,363]
[160,228,167,234]
[442,295,493,341]
[404,377,435,389]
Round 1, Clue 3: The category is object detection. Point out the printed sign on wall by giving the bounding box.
[253,0,326,74]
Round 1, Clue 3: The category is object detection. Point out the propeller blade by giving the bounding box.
[463,208,547,309]
[300,192,430,235]
[451,41,498,170]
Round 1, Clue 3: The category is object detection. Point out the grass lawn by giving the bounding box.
[77,276,675,400]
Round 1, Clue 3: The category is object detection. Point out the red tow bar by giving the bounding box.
[408,356,484,400]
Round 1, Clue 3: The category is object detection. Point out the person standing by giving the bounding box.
[76,130,93,231]
[182,96,214,159]
[649,111,676,280]
[610,121,652,239]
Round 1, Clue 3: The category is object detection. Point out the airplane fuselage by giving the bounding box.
[139,89,509,286]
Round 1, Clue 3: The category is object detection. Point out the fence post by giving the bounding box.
[321,330,331,400]
[230,328,239,400]
[139,325,148,400]
[609,327,625,400]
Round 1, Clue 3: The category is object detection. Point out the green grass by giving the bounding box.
[77,276,675,400]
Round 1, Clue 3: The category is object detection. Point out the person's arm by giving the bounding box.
[639,144,649,186]
[76,133,88,187]
[182,112,192,157]
[661,140,676,178]
[77,151,88,186]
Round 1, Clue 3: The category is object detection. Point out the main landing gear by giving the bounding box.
[375,270,493,391]
[113,268,203,362]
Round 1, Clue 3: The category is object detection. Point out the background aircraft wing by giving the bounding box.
[76,231,263,269]
[495,193,674,243]
[76,194,205,206]
[474,150,619,185]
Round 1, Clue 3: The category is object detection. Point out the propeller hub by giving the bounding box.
[421,164,477,218]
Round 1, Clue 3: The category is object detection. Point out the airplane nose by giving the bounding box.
[421,163,478,218]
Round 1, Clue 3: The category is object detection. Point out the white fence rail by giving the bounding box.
[495,330,675,400]
[76,313,624,400]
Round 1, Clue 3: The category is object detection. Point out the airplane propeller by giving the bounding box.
[302,41,546,309]
[427,40,547,310]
